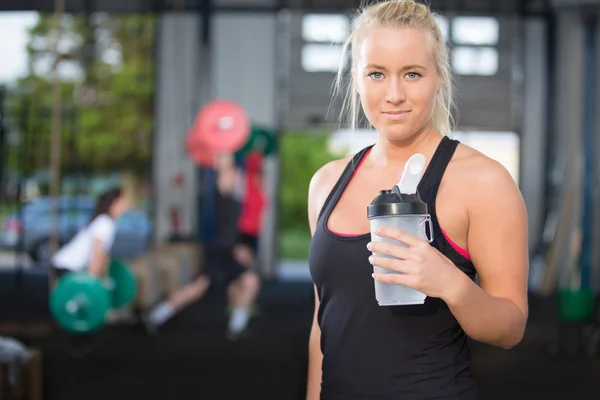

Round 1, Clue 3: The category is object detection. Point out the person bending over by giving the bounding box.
[51,187,130,355]
[52,187,130,280]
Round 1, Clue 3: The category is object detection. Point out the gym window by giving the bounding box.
[452,46,499,76]
[302,14,349,43]
[450,16,500,76]
[301,44,345,73]
[434,15,449,42]
[452,17,499,45]
[301,14,349,73]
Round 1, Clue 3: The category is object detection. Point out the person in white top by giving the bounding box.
[52,187,130,279]
[51,187,130,359]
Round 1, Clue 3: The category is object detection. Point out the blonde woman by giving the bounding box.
[306,1,529,399]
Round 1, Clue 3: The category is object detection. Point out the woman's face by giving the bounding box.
[110,195,130,218]
[356,26,439,142]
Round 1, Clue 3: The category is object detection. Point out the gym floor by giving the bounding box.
[3,272,600,400]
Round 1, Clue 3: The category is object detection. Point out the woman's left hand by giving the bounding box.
[367,226,465,301]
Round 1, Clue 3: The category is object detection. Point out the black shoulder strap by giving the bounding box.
[418,136,460,203]
[318,145,373,220]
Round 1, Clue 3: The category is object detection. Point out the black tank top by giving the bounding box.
[309,137,481,400]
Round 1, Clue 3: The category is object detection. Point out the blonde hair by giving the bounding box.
[333,0,455,135]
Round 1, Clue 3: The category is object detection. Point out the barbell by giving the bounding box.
[186,100,250,168]
[50,260,137,334]
[186,100,277,168]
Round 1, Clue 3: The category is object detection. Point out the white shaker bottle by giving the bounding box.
[367,154,434,306]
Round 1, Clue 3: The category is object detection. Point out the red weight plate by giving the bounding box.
[186,132,216,168]
[193,100,250,152]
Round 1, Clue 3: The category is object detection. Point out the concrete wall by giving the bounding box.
[282,12,520,133]
[153,13,203,243]
[549,11,586,288]
[280,11,348,130]
[153,12,280,275]
[553,13,585,163]
[453,15,521,131]
[521,18,548,253]
[211,14,277,126]
[211,13,279,277]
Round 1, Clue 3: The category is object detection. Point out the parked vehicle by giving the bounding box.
[0,196,152,263]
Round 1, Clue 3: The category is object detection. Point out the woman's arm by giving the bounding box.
[306,166,324,400]
[306,285,323,400]
[305,159,346,400]
[87,238,110,277]
[444,161,529,349]
[86,216,116,278]
[368,157,529,349]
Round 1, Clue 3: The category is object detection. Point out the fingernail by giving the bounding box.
[366,242,372,250]
[368,255,373,263]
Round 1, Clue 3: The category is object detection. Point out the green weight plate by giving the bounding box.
[108,259,137,309]
[556,289,594,322]
[50,272,110,334]
[235,126,277,160]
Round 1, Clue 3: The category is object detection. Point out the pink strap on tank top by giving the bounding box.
[333,227,471,260]
[441,228,471,261]
[329,147,471,261]
[330,148,371,237]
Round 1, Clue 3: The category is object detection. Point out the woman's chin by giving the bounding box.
[377,128,417,143]
[376,122,435,144]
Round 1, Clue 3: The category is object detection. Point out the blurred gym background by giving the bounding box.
[0,0,599,399]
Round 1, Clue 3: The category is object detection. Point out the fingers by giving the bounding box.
[368,255,411,274]
[375,226,426,247]
[367,241,411,260]
[372,270,412,286]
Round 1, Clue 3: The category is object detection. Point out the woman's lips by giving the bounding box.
[382,110,411,120]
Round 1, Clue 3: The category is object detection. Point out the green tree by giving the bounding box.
[279,132,338,259]
[6,12,156,178]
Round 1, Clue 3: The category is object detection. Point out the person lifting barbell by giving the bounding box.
[51,187,131,356]
[143,151,267,340]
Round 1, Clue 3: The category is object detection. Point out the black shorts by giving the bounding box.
[236,233,258,254]
[204,234,259,287]
[205,248,246,287]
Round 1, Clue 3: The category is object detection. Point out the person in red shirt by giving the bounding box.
[237,151,267,239]
[227,151,267,338]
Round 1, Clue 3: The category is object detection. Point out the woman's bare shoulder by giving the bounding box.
[451,143,516,184]
[449,143,522,208]
[307,156,353,225]
[309,156,353,200]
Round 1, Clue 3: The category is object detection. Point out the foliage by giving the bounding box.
[5,12,156,177]
[279,228,313,260]
[279,132,338,240]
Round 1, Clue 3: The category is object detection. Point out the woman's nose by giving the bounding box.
[385,78,405,105]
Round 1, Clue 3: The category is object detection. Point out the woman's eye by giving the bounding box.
[406,72,420,79]
[369,72,384,79]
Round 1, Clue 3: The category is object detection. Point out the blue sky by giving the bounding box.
[0,12,39,84]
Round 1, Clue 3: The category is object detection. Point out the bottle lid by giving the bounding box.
[367,185,428,219]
